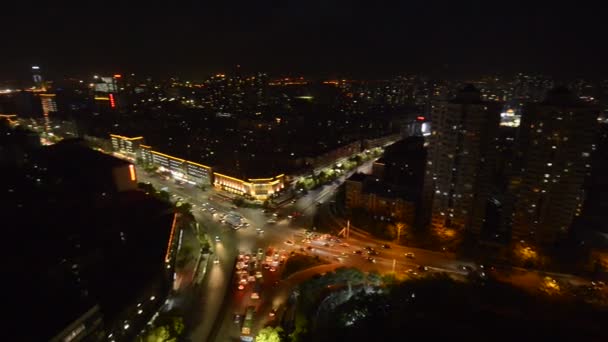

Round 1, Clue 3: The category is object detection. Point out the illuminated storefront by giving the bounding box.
[214,173,285,200]
[110,134,144,161]
[110,134,284,196]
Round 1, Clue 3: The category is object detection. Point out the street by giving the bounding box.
[136,163,593,342]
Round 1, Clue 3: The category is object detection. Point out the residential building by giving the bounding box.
[423,85,501,234]
[509,87,600,244]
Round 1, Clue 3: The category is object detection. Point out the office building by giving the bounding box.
[423,85,500,234]
[40,93,58,115]
[110,134,145,161]
[31,65,44,89]
[509,87,600,244]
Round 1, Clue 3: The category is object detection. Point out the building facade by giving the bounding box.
[112,134,282,198]
[345,173,416,225]
[110,134,144,161]
[423,85,500,234]
[509,88,599,244]
[214,173,285,200]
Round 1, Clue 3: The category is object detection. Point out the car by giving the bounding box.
[353,250,363,254]
[340,243,350,247]
[284,240,294,246]
[234,314,241,324]
[255,271,263,278]
[418,265,429,272]
[368,250,379,256]
[269,308,277,317]
[460,265,473,272]
[364,246,373,251]
[267,219,277,224]
[213,257,220,264]
[287,215,293,220]
[405,252,415,259]
[270,266,276,272]
[367,257,377,263]
[237,284,245,290]
[257,229,264,234]
[306,246,314,251]
[215,236,221,243]
[381,244,390,249]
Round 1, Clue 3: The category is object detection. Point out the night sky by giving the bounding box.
[2,1,607,80]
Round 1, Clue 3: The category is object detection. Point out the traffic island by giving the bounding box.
[282,254,329,279]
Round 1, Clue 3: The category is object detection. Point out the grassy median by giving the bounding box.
[282,253,328,279]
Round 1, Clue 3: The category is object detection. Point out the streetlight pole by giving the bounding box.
[397,224,402,243]
[346,220,350,240]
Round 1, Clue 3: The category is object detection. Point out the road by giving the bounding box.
[136,163,593,342]
[136,166,335,341]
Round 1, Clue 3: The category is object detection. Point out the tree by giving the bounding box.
[256,326,283,342]
[138,182,156,195]
[334,267,365,285]
[366,271,382,287]
[394,222,406,243]
[231,197,244,207]
[176,202,193,215]
[158,190,170,202]
[138,316,184,342]
[383,223,397,240]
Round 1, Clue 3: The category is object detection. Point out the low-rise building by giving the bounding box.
[345,173,416,225]
[214,172,285,200]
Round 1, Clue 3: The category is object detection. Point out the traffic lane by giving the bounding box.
[188,212,239,342]
[215,250,291,342]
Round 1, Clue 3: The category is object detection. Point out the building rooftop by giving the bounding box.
[347,172,368,182]
[3,145,173,340]
[362,177,416,201]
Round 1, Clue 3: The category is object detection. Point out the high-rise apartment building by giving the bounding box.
[509,87,600,244]
[423,85,500,234]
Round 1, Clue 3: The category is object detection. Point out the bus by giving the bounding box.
[241,306,255,336]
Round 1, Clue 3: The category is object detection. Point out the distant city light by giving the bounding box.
[500,108,521,127]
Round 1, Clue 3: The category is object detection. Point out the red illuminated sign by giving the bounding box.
[417,116,425,121]
[109,93,116,108]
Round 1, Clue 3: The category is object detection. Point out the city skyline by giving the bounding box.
[2,3,608,341]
